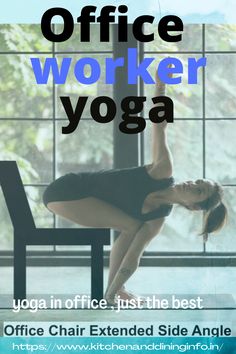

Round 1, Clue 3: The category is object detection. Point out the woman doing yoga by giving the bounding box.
[43,75,227,305]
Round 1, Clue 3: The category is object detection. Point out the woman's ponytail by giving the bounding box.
[201,202,228,238]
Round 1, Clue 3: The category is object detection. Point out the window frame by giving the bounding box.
[0,24,236,266]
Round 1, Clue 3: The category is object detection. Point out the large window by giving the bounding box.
[0,24,235,263]
[142,24,236,255]
[0,24,114,253]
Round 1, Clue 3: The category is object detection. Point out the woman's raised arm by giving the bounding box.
[148,72,173,179]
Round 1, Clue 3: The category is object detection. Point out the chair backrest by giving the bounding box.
[0,161,35,230]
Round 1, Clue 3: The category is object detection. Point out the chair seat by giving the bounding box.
[20,228,111,245]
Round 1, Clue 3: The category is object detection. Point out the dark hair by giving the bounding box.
[195,183,228,240]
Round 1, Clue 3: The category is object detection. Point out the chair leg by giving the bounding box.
[14,236,26,300]
[91,243,104,301]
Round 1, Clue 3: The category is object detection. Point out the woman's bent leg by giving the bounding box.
[107,230,140,287]
[47,197,141,231]
[105,220,163,302]
[47,198,142,296]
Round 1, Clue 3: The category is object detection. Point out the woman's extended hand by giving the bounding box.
[155,62,173,96]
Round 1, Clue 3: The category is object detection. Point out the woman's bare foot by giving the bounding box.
[105,289,146,307]
[117,288,146,304]
[104,291,117,306]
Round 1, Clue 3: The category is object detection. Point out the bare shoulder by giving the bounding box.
[145,162,173,180]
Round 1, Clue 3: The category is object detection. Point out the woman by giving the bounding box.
[43,77,227,305]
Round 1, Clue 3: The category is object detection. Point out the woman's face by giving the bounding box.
[176,179,216,209]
